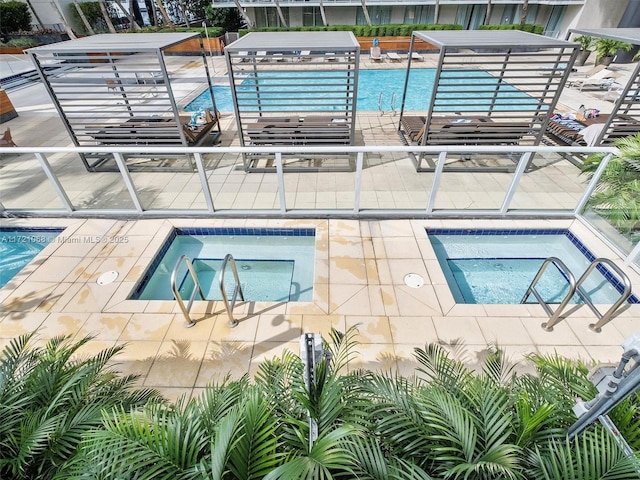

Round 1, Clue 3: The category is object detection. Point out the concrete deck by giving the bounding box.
[1,53,638,401]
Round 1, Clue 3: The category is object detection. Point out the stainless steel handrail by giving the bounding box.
[219,253,244,327]
[580,258,633,332]
[521,256,577,332]
[524,256,634,332]
[170,255,205,328]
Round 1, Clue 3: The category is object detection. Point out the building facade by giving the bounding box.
[210,0,635,39]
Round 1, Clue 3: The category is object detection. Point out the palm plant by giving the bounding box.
[8,327,639,479]
[0,332,160,480]
[594,38,633,65]
[581,134,640,239]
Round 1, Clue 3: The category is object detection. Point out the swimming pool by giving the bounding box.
[131,228,315,302]
[186,69,536,112]
[429,229,639,305]
[0,228,63,289]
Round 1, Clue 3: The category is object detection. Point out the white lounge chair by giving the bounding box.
[325,52,337,61]
[298,50,311,61]
[568,67,618,91]
[370,46,382,62]
[256,51,267,62]
[386,52,402,62]
[233,51,248,63]
[410,52,424,62]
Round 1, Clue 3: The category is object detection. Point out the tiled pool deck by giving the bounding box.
[1,54,639,400]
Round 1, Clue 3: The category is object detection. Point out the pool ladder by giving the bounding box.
[522,257,633,333]
[170,254,244,328]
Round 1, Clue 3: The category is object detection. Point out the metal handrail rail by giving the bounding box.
[219,254,244,327]
[578,258,633,332]
[170,255,205,328]
[520,256,577,331]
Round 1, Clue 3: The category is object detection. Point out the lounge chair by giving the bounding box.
[325,52,337,62]
[180,109,220,145]
[0,127,16,147]
[298,50,311,61]
[233,51,249,63]
[370,46,382,62]
[386,52,402,62]
[568,68,618,91]
[410,52,424,62]
[256,51,267,62]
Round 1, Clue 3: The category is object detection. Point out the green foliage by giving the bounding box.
[0,1,32,33]
[204,6,246,33]
[479,23,544,34]
[4,38,38,47]
[595,38,633,60]
[68,1,118,34]
[573,35,594,51]
[581,134,640,237]
[0,332,161,480]
[4,329,640,479]
[239,23,462,37]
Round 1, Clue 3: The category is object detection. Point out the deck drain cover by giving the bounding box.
[404,273,424,288]
[97,271,119,286]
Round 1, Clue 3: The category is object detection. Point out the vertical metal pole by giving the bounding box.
[113,153,143,213]
[426,151,447,213]
[35,153,74,212]
[574,153,612,214]
[303,333,319,449]
[626,241,640,266]
[194,152,215,212]
[500,151,531,214]
[275,153,286,214]
[353,152,364,214]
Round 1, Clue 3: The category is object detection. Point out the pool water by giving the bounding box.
[179,259,295,302]
[0,228,63,289]
[186,69,536,113]
[131,228,315,302]
[429,229,638,305]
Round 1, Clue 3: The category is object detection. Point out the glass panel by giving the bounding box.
[202,153,279,211]
[303,7,321,26]
[431,152,514,210]
[358,152,432,210]
[455,5,471,28]
[501,5,517,24]
[0,152,69,210]
[51,153,140,210]
[580,153,640,257]
[369,6,391,25]
[545,5,566,37]
[405,5,434,24]
[510,152,585,212]
[468,5,487,30]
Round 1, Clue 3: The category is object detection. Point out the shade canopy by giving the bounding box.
[27,33,219,172]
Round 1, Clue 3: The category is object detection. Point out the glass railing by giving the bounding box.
[0,143,636,270]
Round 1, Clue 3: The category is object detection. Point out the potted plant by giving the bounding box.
[573,35,593,66]
[594,38,633,66]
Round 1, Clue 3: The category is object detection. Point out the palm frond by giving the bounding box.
[263,426,356,480]
[414,343,472,392]
[528,428,640,480]
[227,390,286,480]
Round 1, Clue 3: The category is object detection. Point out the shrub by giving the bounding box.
[0,1,31,33]
[6,38,38,47]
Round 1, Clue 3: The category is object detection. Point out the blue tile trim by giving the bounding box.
[130,229,177,300]
[177,227,315,237]
[426,228,639,304]
[0,227,64,233]
[129,228,315,299]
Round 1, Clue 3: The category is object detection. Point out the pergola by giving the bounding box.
[224,32,360,172]
[566,28,640,146]
[400,30,578,171]
[27,33,220,172]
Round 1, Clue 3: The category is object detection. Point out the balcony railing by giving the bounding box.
[1,143,638,270]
